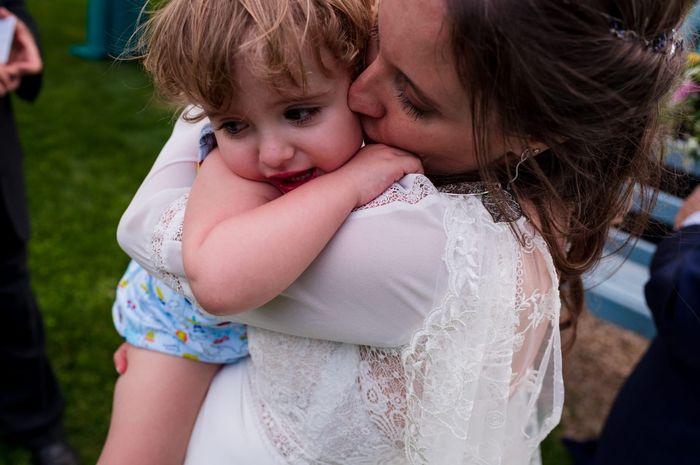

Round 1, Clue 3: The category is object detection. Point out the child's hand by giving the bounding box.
[113,342,129,375]
[335,144,423,207]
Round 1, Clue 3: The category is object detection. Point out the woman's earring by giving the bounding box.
[508,147,540,186]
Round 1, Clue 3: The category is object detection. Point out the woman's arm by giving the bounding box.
[117,113,204,280]
[184,144,422,315]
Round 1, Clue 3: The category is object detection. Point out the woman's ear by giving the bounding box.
[527,136,549,155]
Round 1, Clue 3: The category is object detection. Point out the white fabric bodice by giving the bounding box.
[242,184,562,465]
[118,116,563,464]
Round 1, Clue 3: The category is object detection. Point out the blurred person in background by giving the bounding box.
[592,185,700,465]
[567,184,700,465]
[0,2,78,465]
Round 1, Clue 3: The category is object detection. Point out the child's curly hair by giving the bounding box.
[140,0,374,119]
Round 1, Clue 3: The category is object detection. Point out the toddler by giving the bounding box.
[99,0,419,464]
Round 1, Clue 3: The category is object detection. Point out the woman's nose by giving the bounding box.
[348,63,385,119]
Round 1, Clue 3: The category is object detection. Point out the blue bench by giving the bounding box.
[583,188,683,339]
[583,4,700,338]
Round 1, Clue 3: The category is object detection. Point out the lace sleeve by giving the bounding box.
[401,196,563,464]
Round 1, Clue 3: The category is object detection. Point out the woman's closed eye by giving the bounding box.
[397,87,427,120]
[395,74,430,120]
[285,107,322,126]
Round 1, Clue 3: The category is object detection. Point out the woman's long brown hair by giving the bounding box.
[445,0,693,347]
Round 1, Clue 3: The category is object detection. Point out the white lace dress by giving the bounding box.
[118,116,564,465]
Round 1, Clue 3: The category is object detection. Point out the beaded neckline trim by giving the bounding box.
[437,182,523,223]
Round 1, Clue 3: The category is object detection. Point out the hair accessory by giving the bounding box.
[562,0,684,58]
[610,20,683,57]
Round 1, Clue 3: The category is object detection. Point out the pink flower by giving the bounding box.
[673,80,700,104]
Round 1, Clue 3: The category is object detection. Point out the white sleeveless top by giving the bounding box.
[118,117,564,465]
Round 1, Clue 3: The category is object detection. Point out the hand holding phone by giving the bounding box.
[0,16,16,65]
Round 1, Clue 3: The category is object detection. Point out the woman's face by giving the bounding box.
[348,0,482,175]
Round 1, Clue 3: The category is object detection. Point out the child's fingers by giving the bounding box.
[113,343,129,374]
[402,153,424,174]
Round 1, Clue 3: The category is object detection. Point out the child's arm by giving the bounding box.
[183,144,422,315]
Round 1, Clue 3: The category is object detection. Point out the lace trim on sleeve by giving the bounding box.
[354,175,439,211]
[150,193,191,296]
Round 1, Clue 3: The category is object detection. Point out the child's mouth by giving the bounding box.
[267,168,318,193]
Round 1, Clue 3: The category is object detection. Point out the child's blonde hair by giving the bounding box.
[141,0,373,119]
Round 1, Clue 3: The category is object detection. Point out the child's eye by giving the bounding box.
[220,120,249,136]
[285,107,321,125]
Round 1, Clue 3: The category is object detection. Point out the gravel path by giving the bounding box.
[560,311,650,439]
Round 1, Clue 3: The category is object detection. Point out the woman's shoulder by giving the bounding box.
[353,174,523,224]
[353,174,441,212]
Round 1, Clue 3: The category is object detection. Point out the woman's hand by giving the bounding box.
[332,144,423,207]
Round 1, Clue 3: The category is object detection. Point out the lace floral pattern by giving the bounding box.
[355,176,439,211]
[244,178,562,464]
[148,175,563,464]
[151,193,190,296]
[249,330,407,464]
[401,197,562,464]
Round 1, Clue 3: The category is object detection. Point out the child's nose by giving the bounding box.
[259,140,295,168]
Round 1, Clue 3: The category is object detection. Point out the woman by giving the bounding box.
[117,0,690,463]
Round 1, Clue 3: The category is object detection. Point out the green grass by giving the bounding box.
[0,1,572,464]
[0,1,171,463]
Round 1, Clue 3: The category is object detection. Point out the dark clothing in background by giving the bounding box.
[593,224,700,465]
[0,0,65,448]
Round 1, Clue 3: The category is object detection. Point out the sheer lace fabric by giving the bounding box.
[117,115,565,462]
[242,181,563,465]
[151,193,193,298]
[140,171,563,464]
[401,196,562,464]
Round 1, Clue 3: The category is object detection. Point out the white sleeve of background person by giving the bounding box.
[681,210,700,228]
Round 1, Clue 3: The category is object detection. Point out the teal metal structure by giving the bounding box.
[71,0,146,60]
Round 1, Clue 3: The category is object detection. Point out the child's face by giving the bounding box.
[209,53,363,193]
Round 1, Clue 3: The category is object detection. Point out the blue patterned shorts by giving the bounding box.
[112,260,249,364]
